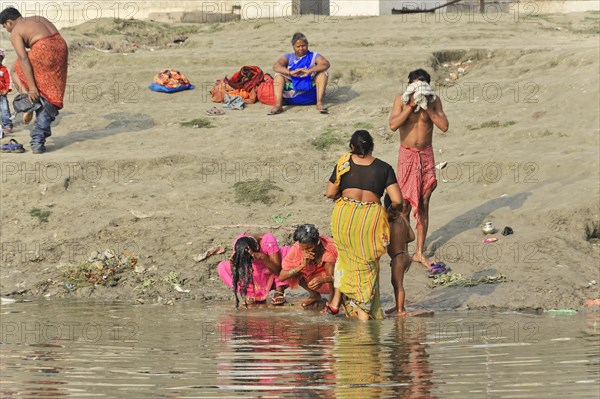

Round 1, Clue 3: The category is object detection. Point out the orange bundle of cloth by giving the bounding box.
[149,69,194,93]
[153,69,191,88]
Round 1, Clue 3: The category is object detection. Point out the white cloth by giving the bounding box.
[401,81,436,112]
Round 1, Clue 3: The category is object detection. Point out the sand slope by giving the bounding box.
[1,12,598,311]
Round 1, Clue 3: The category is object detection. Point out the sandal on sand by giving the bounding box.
[245,297,257,305]
[271,291,286,306]
[1,139,25,153]
[427,262,450,278]
[318,107,329,114]
[323,302,339,315]
[206,107,225,116]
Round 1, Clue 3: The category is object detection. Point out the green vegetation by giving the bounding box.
[233,180,282,205]
[134,278,156,292]
[311,129,344,150]
[162,272,180,286]
[180,118,215,128]
[272,213,292,224]
[30,208,51,224]
[431,273,507,287]
[353,121,375,130]
[62,252,137,289]
[467,120,516,130]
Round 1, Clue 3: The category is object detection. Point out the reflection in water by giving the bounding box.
[333,320,435,399]
[334,322,385,399]
[1,301,599,398]
[214,313,439,399]
[1,343,68,397]
[388,320,435,399]
[215,313,337,398]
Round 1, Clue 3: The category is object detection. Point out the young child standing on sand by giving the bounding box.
[0,49,13,136]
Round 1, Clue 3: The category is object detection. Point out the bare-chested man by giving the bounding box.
[389,69,449,273]
[0,7,68,154]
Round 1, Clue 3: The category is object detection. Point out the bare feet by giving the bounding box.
[316,103,329,114]
[268,106,284,115]
[301,294,321,309]
[22,112,33,125]
[412,252,434,269]
[385,307,407,317]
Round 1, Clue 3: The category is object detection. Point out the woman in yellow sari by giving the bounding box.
[326,130,405,320]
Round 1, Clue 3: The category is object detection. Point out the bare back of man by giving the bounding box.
[12,16,59,48]
[389,83,448,270]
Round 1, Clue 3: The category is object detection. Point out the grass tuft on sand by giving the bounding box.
[180,118,215,128]
[311,129,344,150]
[233,180,282,205]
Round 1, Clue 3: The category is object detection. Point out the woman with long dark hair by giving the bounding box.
[218,233,288,308]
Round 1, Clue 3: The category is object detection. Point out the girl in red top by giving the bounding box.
[0,48,13,135]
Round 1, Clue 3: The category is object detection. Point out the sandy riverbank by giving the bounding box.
[0,12,598,312]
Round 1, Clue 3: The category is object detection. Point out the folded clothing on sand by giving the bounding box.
[149,69,194,93]
[401,81,436,112]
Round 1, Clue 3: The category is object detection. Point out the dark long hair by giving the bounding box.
[231,237,259,308]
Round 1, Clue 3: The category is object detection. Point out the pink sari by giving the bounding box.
[217,233,288,302]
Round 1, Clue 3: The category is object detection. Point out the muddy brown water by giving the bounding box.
[1,300,598,398]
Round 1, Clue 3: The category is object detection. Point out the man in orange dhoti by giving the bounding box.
[0,7,68,154]
[389,69,449,274]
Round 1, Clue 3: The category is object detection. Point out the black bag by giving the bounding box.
[12,93,36,113]
[13,93,59,118]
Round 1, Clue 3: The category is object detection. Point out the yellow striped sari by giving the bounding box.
[331,197,390,320]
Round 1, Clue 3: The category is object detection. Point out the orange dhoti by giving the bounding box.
[14,32,68,109]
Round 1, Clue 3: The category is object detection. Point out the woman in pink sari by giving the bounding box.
[280,224,337,308]
[218,232,289,308]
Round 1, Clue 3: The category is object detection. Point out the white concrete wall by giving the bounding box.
[0,0,295,28]
[533,0,600,12]
[1,0,597,28]
[333,0,380,15]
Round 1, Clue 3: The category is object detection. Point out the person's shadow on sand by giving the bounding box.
[426,191,532,255]
[49,112,154,151]
[324,84,359,106]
